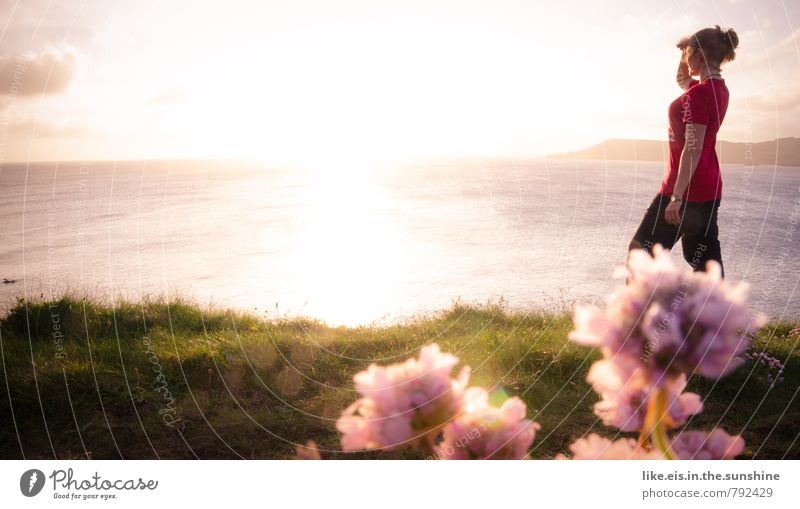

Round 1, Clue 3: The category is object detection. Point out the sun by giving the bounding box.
[283,157,409,326]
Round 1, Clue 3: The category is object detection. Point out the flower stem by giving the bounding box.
[641,387,677,460]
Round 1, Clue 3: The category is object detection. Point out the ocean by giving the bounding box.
[1,158,798,326]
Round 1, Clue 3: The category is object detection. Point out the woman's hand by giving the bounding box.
[665,201,682,225]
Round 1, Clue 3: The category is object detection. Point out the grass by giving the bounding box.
[0,293,797,459]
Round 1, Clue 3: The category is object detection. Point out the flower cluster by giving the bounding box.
[566,245,765,460]
[336,344,539,459]
[557,428,744,461]
[744,350,786,387]
[435,387,539,460]
[556,434,664,460]
[571,245,766,382]
[336,344,471,451]
[667,429,745,460]
[587,360,702,432]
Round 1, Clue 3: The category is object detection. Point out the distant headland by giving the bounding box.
[547,137,800,167]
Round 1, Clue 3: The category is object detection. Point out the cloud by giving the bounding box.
[0,1,106,55]
[0,50,78,97]
[734,27,800,75]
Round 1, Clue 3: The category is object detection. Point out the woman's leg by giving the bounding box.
[680,199,724,277]
[626,194,682,284]
[630,194,681,254]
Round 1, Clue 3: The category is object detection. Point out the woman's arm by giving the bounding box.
[665,122,707,225]
[676,59,693,90]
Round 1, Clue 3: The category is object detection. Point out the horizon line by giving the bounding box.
[3,136,796,166]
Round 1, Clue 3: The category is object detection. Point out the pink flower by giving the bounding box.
[436,387,540,460]
[293,440,322,460]
[587,359,703,432]
[337,344,471,451]
[569,245,767,381]
[668,428,745,459]
[556,434,664,460]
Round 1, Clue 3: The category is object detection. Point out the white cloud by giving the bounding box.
[0,50,78,97]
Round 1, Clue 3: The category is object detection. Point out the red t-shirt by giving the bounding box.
[659,77,729,202]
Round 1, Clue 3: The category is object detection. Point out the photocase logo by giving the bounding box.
[20,469,45,497]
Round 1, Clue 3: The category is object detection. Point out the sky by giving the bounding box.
[0,0,798,166]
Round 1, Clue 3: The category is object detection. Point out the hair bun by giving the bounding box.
[711,25,739,63]
[721,28,739,50]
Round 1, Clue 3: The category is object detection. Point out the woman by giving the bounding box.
[629,25,739,277]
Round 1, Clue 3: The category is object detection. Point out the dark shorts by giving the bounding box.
[630,194,724,277]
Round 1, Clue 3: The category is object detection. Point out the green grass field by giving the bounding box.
[1,294,797,459]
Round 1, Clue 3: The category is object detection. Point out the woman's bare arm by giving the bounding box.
[665,122,707,224]
[676,60,693,90]
[673,122,707,197]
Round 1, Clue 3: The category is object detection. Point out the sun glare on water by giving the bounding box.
[289,158,411,326]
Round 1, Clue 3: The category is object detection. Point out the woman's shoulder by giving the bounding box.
[684,79,719,102]
[690,78,727,95]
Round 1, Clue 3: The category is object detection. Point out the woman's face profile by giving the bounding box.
[681,45,704,75]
